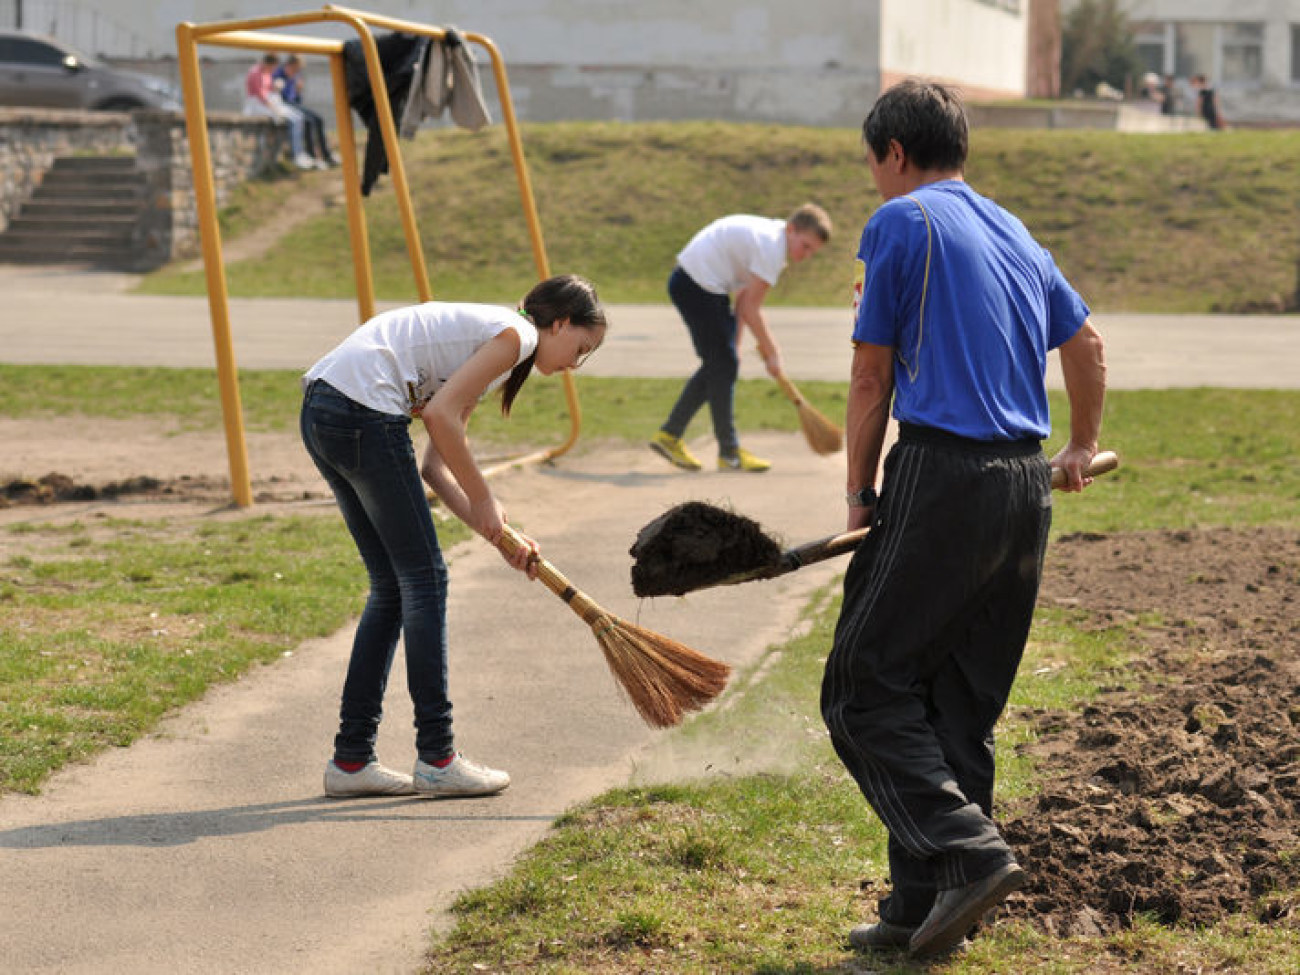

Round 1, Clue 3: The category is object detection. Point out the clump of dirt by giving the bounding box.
[0,472,326,507]
[1000,527,1300,937]
[629,501,784,597]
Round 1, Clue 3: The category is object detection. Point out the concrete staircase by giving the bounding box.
[0,156,152,269]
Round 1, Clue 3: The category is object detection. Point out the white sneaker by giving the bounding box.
[323,760,416,797]
[293,153,317,170]
[413,753,510,798]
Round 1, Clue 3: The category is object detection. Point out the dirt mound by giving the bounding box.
[629,501,784,597]
[1001,527,1300,936]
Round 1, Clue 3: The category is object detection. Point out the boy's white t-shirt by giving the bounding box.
[676,215,788,295]
[304,302,539,416]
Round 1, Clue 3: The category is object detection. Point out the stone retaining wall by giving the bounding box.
[0,107,286,263]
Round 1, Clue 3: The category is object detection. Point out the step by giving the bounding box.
[7,215,140,234]
[0,243,134,266]
[18,199,143,219]
[49,155,138,173]
[39,170,147,190]
[0,228,136,249]
[29,184,146,204]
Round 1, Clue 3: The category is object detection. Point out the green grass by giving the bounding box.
[137,121,1300,313]
[0,508,470,795]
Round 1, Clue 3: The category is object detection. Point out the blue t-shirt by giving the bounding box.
[852,180,1088,440]
[272,66,302,105]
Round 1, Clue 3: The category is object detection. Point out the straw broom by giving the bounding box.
[774,373,843,455]
[497,525,731,727]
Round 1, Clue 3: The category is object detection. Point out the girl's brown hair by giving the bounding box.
[500,274,606,416]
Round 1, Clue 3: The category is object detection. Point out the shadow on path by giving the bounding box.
[0,797,554,849]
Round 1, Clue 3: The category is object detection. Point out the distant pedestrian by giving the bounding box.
[243,53,315,170]
[1190,74,1224,129]
[1160,74,1181,116]
[649,205,832,474]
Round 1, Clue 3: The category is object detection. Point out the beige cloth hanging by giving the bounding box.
[399,27,492,137]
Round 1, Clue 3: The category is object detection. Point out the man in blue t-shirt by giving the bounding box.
[820,80,1107,960]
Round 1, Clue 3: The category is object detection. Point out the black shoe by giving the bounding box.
[848,919,915,950]
[909,862,1026,959]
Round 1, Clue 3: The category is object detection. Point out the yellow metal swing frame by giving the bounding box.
[176,4,581,507]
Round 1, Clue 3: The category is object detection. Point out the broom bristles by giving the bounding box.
[590,611,731,728]
[798,403,843,455]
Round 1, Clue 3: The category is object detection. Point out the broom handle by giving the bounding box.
[719,451,1121,586]
[773,373,805,406]
[497,524,605,624]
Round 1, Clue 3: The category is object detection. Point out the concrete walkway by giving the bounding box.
[0,265,1297,974]
[2,264,1299,386]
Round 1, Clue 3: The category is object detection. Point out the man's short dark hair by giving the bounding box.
[862,79,969,173]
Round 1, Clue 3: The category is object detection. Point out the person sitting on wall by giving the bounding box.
[243,52,316,171]
[273,55,339,169]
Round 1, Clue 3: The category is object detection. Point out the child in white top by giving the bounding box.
[650,204,831,473]
[302,275,606,799]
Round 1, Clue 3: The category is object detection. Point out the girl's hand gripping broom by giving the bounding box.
[774,373,843,455]
[497,525,731,728]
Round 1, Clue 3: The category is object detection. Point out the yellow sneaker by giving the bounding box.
[649,431,703,471]
[718,447,771,473]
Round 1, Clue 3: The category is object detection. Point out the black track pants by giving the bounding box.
[821,426,1052,926]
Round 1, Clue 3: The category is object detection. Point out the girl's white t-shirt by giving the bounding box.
[676,215,788,295]
[304,302,540,416]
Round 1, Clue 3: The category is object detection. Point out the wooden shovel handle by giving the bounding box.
[758,451,1120,582]
[1051,450,1118,488]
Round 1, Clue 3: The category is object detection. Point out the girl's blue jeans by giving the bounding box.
[662,266,740,454]
[300,379,453,765]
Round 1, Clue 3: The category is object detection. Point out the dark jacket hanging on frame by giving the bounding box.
[344,29,491,196]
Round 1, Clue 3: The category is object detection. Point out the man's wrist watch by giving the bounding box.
[846,486,877,508]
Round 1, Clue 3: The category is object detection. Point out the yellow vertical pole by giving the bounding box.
[330,11,432,301]
[476,37,548,280]
[476,36,580,460]
[176,22,253,507]
[328,50,375,323]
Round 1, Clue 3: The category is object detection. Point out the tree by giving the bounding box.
[1060,0,1144,96]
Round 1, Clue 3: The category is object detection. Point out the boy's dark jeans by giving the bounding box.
[662,266,740,454]
[300,380,453,764]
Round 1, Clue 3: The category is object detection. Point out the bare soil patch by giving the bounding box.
[0,419,328,510]
[1002,527,1300,936]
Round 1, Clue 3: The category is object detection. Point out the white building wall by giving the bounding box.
[881,0,1029,98]
[29,0,884,125]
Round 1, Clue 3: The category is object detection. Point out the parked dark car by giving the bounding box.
[0,30,181,111]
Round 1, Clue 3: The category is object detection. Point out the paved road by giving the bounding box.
[2,265,1299,387]
[0,265,1296,974]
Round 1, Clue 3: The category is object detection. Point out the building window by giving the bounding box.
[1133,21,1172,75]
[1175,23,1217,80]
[1220,23,1263,83]
[1292,25,1300,83]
